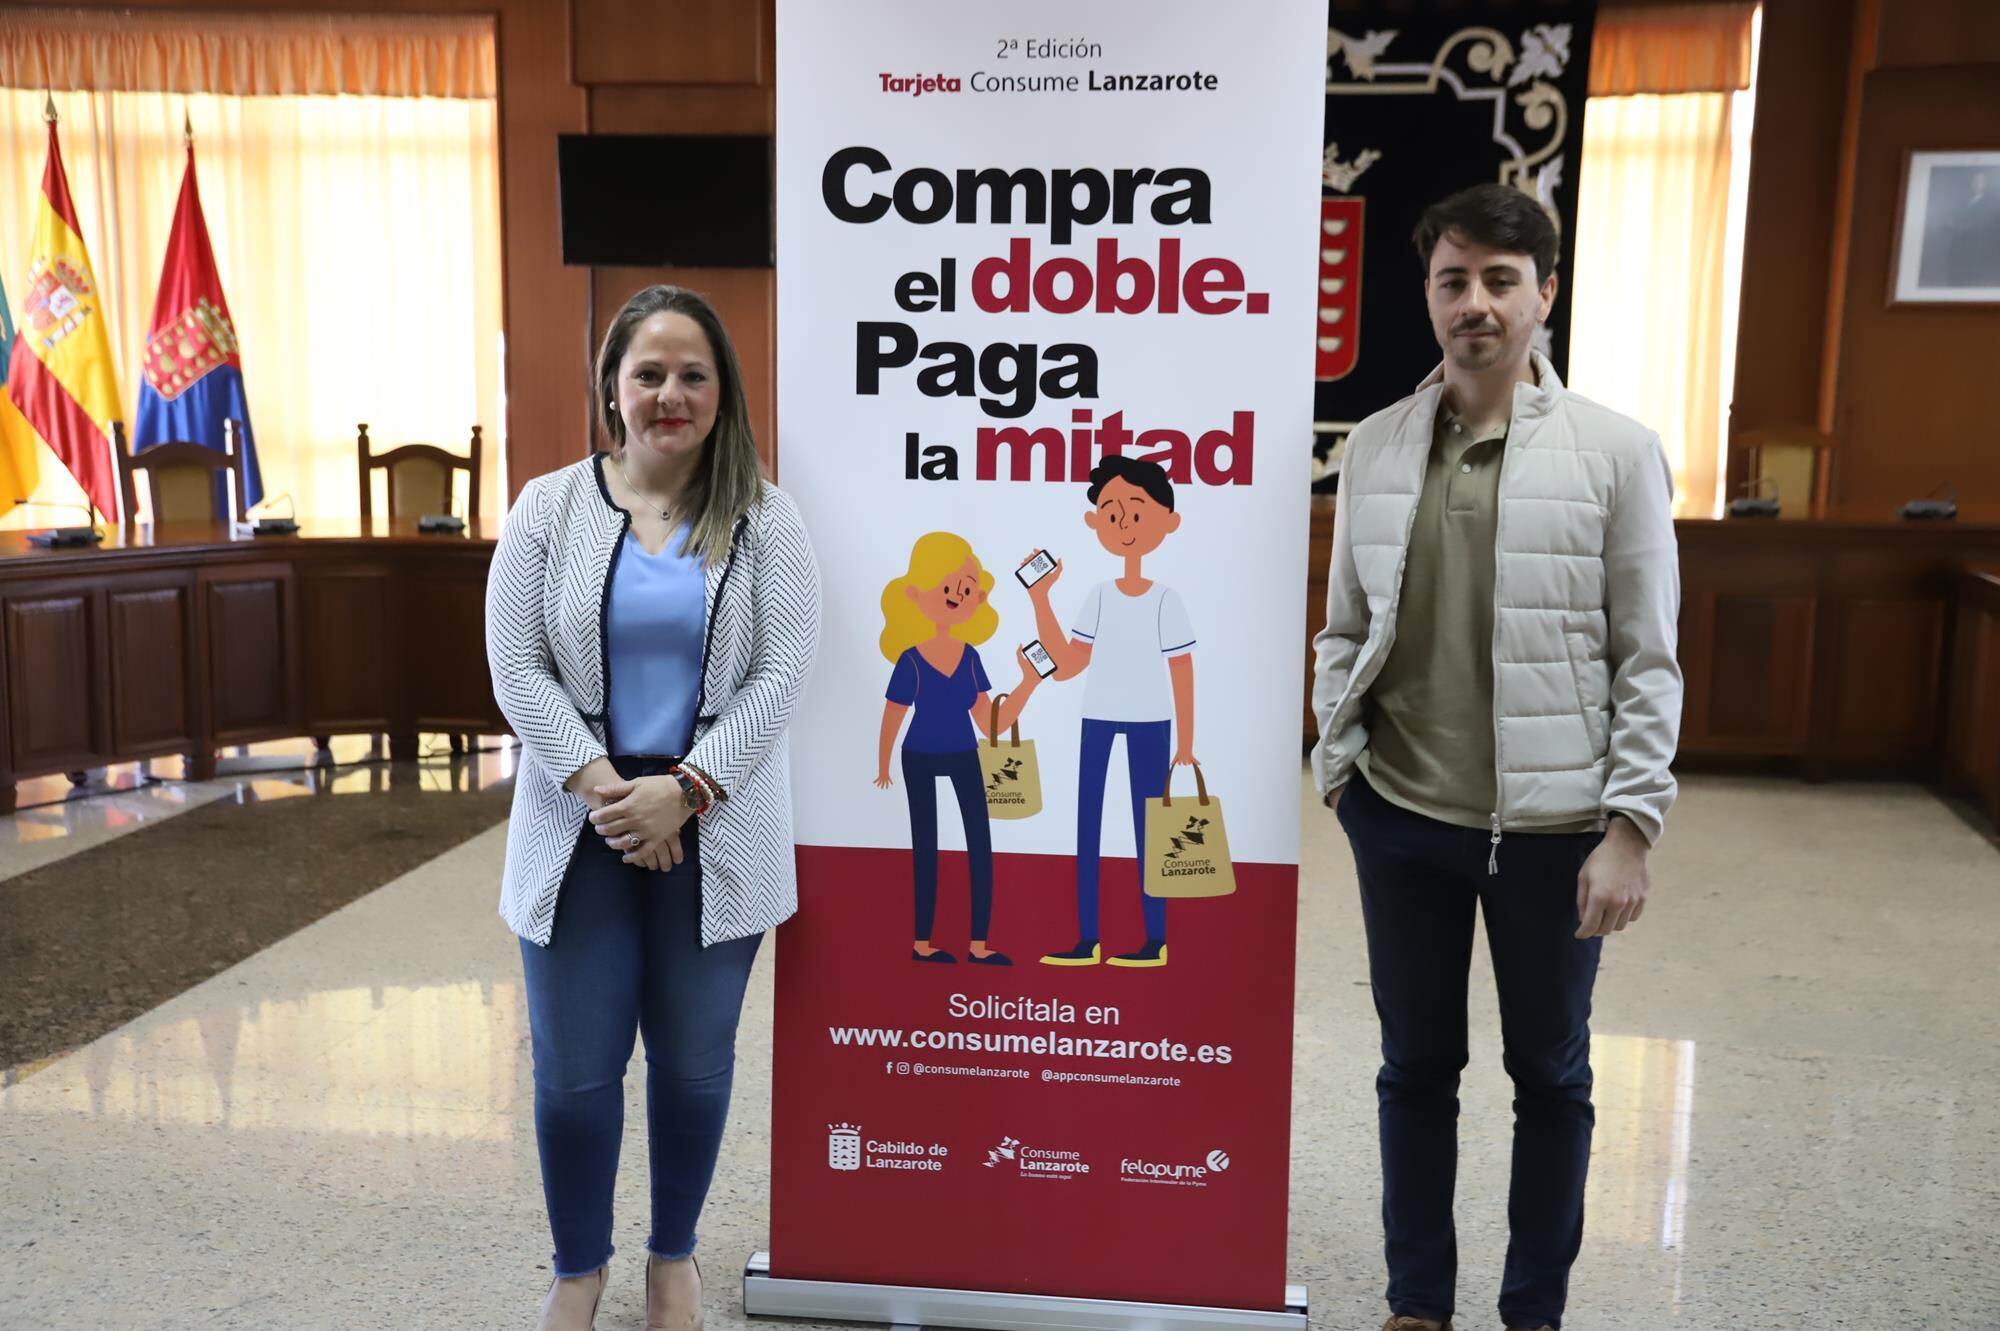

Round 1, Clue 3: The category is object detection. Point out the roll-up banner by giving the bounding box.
[758,4,1324,1325]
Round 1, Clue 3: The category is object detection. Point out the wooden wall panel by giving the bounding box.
[1729,0,1858,458]
[573,0,767,86]
[1874,4,2000,67]
[107,584,193,753]
[205,572,293,740]
[4,594,97,771]
[589,85,774,134]
[1828,65,2000,509]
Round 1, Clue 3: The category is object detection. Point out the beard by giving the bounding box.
[1445,320,1524,372]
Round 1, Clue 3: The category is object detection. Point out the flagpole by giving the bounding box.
[43,92,56,124]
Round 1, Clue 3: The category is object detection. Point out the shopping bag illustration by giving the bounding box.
[978,693,1043,820]
[1143,763,1235,898]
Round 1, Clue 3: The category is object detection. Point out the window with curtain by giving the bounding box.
[1568,3,1760,519]
[0,10,504,528]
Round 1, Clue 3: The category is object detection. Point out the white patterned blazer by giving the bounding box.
[485,454,821,947]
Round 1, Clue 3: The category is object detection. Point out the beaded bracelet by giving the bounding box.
[667,766,708,814]
[681,761,724,811]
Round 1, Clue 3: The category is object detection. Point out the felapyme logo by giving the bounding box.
[1162,814,1213,861]
[1119,1148,1231,1186]
[986,1134,1091,1179]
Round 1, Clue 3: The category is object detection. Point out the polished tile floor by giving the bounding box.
[2,762,1996,1329]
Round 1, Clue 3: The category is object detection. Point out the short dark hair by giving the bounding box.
[1412,184,1558,284]
[1086,455,1175,510]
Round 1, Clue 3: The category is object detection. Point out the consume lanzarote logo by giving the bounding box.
[986,1134,1091,1181]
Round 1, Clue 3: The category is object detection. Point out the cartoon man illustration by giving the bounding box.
[1023,456,1196,969]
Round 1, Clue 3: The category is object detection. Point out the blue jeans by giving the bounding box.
[902,746,994,941]
[519,779,763,1277]
[1338,770,1603,1330]
[1075,718,1172,943]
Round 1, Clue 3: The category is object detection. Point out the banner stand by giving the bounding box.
[742,1253,1309,1331]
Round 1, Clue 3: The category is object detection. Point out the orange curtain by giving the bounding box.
[0,15,503,527]
[0,9,494,98]
[1567,4,1760,518]
[1589,3,1755,97]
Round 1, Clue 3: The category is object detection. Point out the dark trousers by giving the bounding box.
[902,746,994,941]
[519,771,763,1277]
[1338,771,1603,1330]
[1075,718,1172,942]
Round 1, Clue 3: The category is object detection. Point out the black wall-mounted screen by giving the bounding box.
[557,134,773,268]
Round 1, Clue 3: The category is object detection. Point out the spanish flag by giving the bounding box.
[0,274,43,520]
[6,114,123,522]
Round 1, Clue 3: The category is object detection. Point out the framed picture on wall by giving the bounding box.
[1890,150,2000,305]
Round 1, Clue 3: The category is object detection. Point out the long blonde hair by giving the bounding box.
[593,285,764,568]
[880,532,998,662]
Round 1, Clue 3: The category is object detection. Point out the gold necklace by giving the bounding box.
[614,454,678,525]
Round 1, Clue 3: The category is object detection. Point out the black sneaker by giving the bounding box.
[1106,940,1167,968]
[1038,940,1101,966]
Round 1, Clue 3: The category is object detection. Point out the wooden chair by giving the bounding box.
[114,420,249,526]
[353,422,484,757]
[1732,418,1835,519]
[357,423,482,522]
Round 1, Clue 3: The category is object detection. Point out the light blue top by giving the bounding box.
[607,524,706,755]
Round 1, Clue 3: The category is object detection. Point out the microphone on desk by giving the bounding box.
[1726,477,1781,519]
[10,499,106,547]
[417,494,466,535]
[1900,483,1957,522]
[243,492,300,537]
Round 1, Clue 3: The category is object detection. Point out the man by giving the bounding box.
[1024,455,1198,969]
[1312,184,1682,1331]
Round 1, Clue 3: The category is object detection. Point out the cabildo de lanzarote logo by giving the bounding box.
[985,1134,1091,1181]
[828,1123,951,1173]
[1119,1149,1232,1186]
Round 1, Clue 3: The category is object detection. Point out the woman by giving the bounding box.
[486,285,820,1331]
[874,532,1040,966]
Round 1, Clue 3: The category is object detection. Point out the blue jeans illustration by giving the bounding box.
[1074,718,1172,942]
[901,746,995,941]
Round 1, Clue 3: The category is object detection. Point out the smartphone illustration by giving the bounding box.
[1022,639,1058,678]
[1016,549,1057,588]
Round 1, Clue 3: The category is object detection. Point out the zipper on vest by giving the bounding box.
[1486,398,1521,877]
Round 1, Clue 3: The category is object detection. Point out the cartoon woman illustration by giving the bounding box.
[875,533,1042,965]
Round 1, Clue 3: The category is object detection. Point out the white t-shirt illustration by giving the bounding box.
[1070,581,1196,723]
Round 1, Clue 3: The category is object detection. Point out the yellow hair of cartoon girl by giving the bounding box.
[879,532,999,662]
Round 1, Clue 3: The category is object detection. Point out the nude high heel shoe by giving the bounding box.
[535,1263,607,1331]
[644,1253,703,1331]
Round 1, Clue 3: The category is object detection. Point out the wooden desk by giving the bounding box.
[0,520,504,812]
[1944,564,2000,828]
[1303,500,2000,789]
